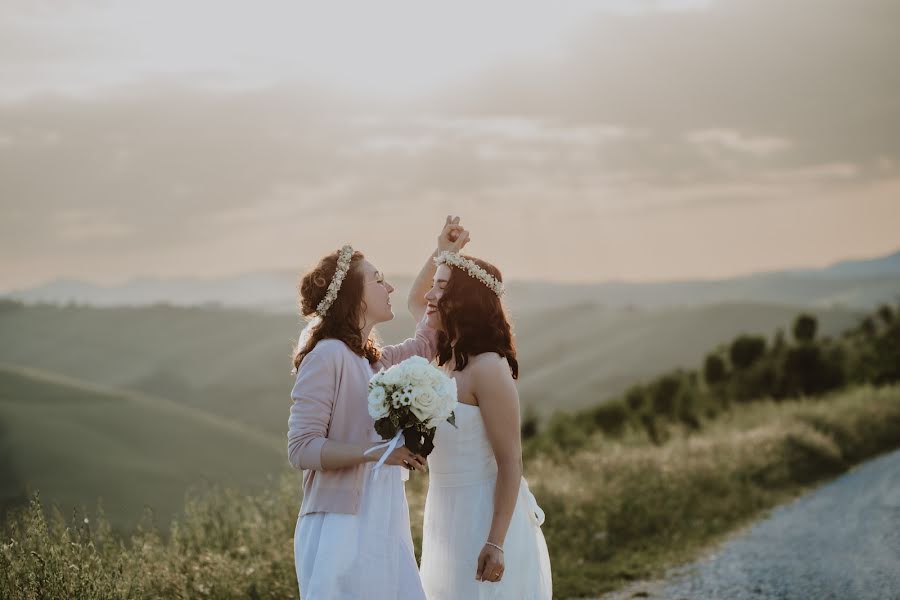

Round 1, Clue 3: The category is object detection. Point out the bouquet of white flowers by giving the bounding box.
[366,356,458,461]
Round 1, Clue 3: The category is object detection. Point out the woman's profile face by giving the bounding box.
[424,264,452,330]
[359,259,395,326]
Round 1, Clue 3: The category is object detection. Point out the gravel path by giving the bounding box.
[601,448,900,600]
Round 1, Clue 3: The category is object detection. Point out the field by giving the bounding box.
[2,384,899,599]
[0,301,863,433]
[0,364,282,531]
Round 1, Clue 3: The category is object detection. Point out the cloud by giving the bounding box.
[1,0,898,286]
[434,0,900,172]
[686,129,791,157]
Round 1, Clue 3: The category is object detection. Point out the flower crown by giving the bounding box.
[315,244,354,316]
[433,251,505,297]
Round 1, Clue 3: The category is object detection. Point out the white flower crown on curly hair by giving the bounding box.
[315,244,354,316]
[433,251,505,297]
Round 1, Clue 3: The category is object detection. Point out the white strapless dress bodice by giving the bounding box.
[419,403,552,599]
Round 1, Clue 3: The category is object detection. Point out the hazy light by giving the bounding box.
[2,0,712,99]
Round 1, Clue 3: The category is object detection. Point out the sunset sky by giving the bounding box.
[2,0,899,291]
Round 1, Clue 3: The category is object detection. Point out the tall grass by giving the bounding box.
[1,476,301,600]
[2,385,899,599]
[530,384,900,597]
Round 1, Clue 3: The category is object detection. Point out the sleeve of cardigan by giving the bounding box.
[287,346,337,470]
[376,314,438,370]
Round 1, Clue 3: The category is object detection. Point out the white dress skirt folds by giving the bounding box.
[294,460,423,600]
[419,403,553,600]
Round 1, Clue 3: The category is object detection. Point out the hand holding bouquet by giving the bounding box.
[366,357,457,470]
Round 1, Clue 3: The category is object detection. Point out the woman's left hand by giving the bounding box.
[438,215,470,254]
[475,543,505,582]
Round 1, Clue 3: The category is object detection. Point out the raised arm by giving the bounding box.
[472,354,522,582]
[407,215,471,322]
[376,314,439,369]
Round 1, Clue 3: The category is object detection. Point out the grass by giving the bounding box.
[528,384,900,597]
[0,364,283,532]
[2,384,899,599]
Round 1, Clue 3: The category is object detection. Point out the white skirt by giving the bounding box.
[294,463,425,600]
[420,476,552,600]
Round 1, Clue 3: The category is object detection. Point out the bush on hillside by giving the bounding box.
[793,313,818,343]
[729,335,767,369]
[703,353,727,385]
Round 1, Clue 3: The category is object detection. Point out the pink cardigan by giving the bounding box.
[287,317,438,516]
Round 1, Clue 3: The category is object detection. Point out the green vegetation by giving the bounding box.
[525,302,900,456]
[0,301,864,435]
[1,300,899,598]
[0,477,301,600]
[3,384,898,599]
[531,385,900,597]
[0,302,297,435]
[0,365,282,532]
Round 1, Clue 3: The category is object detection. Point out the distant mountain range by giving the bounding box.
[5,249,900,312]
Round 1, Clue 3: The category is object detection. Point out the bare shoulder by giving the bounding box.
[469,353,518,411]
[469,352,513,380]
[469,352,509,370]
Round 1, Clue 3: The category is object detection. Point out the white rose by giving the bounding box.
[409,386,440,423]
[381,364,405,386]
[404,356,429,369]
[367,386,389,419]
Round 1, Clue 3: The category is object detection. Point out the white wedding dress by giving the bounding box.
[419,403,552,599]
[294,461,424,600]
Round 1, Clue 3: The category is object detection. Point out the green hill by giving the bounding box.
[0,301,865,435]
[512,302,864,415]
[0,302,297,434]
[0,364,284,531]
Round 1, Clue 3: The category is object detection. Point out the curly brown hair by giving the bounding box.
[436,255,518,379]
[292,249,381,371]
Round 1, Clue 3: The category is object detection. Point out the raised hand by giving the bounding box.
[438,215,470,254]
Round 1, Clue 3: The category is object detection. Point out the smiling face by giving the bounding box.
[424,264,452,330]
[359,259,395,326]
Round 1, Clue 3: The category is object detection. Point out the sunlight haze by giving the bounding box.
[1,0,898,290]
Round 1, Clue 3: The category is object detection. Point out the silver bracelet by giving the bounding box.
[485,541,504,553]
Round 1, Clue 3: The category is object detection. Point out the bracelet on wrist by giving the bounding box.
[485,541,504,553]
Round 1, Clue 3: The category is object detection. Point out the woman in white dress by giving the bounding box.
[415,252,552,600]
[288,218,470,600]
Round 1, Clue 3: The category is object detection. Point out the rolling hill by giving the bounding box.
[511,302,863,415]
[0,364,284,531]
[0,301,866,431]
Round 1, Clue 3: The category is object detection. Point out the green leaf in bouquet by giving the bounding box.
[396,407,412,428]
[374,417,396,440]
[447,411,457,429]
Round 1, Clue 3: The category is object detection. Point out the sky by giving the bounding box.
[1,0,899,290]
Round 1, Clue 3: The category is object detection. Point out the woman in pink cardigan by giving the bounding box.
[288,217,470,600]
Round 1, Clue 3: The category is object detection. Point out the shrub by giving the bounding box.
[703,353,727,385]
[589,399,629,436]
[793,313,818,343]
[729,335,767,369]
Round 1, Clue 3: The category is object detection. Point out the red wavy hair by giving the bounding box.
[436,255,518,379]
[293,249,380,371]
